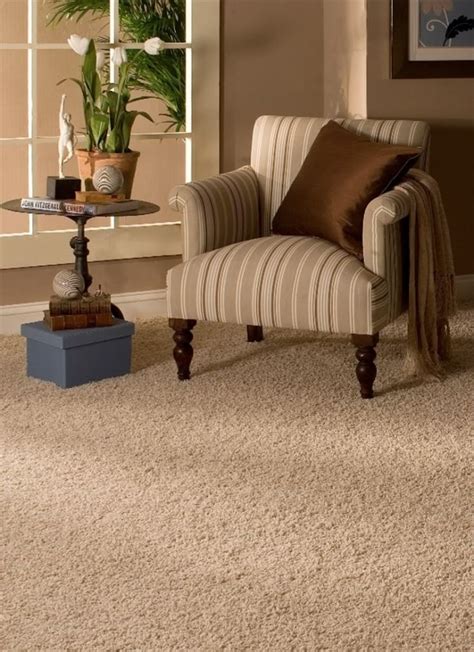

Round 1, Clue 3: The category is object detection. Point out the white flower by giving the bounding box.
[96,50,105,71]
[111,47,127,66]
[144,37,165,55]
[67,34,90,56]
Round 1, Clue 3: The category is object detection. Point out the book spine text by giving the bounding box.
[21,198,63,212]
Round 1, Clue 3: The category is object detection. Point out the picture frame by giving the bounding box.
[391,0,474,78]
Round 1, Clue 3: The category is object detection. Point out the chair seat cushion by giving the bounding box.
[167,236,390,335]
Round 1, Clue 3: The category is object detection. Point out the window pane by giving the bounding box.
[35,143,110,231]
[127,49,186,134]
[119,0,186,136]
[120,136,185,225]
[0,0,28,43]
[37,49,85,138]
[128,92,169,134]
[0,145,29,234]
[37,1,109,44]
[0,50,28,138]
[119,0,186,40]
[129,87,185,135]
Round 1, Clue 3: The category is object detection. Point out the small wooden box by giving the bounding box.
[21,320,134,388]
[47,176,81,200]
[75,191,125,202]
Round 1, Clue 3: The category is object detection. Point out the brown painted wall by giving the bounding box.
[221,0,325,172]
[367,0,474,274]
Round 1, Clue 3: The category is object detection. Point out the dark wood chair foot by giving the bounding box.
[351,333,379,399]
[247,325,264,342]
[169,318,197,380]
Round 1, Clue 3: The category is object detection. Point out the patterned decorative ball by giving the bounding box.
[52,270,85,299]
[92,165,124,194]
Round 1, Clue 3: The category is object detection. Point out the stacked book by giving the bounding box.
[44,294,114,330]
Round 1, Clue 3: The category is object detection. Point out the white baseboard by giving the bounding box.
[109,289,168,321]
[1,276,473,336]
[0,289,167,335]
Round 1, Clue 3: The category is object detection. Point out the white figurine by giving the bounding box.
[58,94,76,179]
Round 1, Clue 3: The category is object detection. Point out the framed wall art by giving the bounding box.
[391,0,474,78]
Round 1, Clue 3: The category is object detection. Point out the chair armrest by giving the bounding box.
[363,183,411,278]
[168,165,260,261]
[362,183,412,322]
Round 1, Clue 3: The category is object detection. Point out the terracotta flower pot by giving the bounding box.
[75,150,140,199]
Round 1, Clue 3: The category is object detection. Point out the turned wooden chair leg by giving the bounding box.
[247,325,264,342]
[169,318,197,380]
[351,333,379,399]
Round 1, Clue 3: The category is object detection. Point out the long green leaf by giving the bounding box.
[90,113,108,146]
[92,72,102,104]
[82,39,97,89]
[121,112,136,152]
[106,90,119,128]
[106,112,125,152]
[127,95,159,104]
[121,110,154,151]
[134,110,154,123]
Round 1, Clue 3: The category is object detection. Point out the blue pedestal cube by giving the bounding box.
[21,320,135,388]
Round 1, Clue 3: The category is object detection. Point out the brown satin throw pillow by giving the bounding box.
[272,120,421,258]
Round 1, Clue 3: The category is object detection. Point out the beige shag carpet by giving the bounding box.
[1,305,473,650]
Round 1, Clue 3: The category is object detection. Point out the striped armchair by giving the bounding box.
[167,116,431,398]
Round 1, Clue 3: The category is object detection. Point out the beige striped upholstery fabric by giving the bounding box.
[168,166,259,261]
[250,116,431,236]
[167,235,390,335]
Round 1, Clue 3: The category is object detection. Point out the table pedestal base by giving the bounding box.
[70,217,124,319]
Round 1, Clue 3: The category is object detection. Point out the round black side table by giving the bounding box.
[1,199,160,319]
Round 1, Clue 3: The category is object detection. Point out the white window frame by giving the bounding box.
[0,0,220,269]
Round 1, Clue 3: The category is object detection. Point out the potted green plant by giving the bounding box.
[49,0,185,132]
[63,34,165,197]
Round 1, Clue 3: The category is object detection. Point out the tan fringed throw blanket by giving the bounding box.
[396,168,456,379]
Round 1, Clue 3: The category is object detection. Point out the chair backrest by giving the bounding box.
[250,116,431,236]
